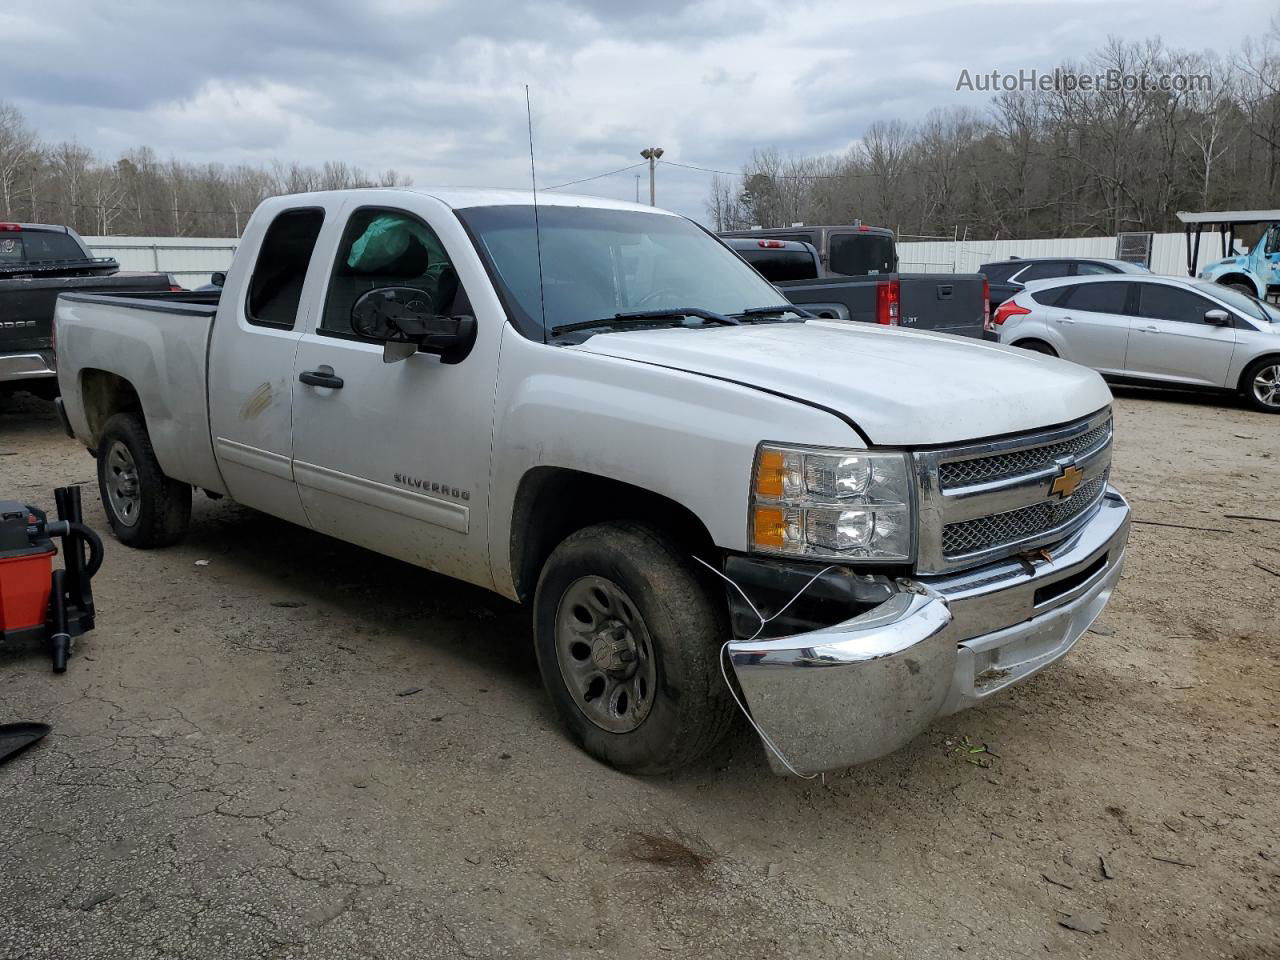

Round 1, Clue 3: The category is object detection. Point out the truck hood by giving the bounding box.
[574,320,1113,446]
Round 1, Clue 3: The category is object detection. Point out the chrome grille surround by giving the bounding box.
[914,408,1113,575]
[938,419,1112,489]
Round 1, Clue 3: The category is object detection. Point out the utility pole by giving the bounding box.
[639,147,664,206]
[634,174,641,204]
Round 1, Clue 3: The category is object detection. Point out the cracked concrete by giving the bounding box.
[1,388,1278,959]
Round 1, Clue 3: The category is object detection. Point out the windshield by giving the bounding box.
[1194,280,1279,324]
[455,205,784,340]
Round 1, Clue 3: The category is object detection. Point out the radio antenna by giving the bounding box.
[525,85,547,342]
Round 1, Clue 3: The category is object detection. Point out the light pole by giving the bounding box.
[639,147,664,206]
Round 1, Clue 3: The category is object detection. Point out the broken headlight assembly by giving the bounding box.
[749,444,914,562]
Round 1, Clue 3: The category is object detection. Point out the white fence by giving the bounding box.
[83,229,1236,288]
[84,236,238,287]
[898,231,1231,276]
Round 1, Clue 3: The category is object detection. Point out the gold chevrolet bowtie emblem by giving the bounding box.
[1049,463,1084,499]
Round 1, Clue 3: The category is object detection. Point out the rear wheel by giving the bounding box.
[1015,339,1058,357]
[532,522,735,775]
[96,413,192,547]
[1241,357,1280,414]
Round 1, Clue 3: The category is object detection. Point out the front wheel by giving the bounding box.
[532,523,735,775]
[96,413,192,547]
[1241,357,1280,414]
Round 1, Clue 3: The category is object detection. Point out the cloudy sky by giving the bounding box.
[4,0,1274,220]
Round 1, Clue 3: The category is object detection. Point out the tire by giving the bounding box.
[532,522,735,775]
[96,412,192,547]
[1240,357,1280,414]
[1016,339,1058,357]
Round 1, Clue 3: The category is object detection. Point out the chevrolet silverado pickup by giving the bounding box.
[54,189,1130,776]
[0,222,175,399]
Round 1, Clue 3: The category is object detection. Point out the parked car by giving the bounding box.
[991,274,1280,412]
[979,257,1150,314]
[721,227,988,339]
[55,188,1130,776]
[0,222,176,399]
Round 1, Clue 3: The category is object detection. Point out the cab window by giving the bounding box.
[246,208,325,329]
[321,208,468,339]
[1265,225,1280,257]
[828,233,895,276]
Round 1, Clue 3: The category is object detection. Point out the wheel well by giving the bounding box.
[1216,274,1260,295]
[510,467,716,603]
[79,369,142,444]
[1012,338,1055,354]
[1239,353,1280,393]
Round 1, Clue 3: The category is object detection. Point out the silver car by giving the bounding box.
[991,274,1280,413]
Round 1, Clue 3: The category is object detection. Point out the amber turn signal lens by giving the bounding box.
[755,449,786,499]
[752,505,786,549]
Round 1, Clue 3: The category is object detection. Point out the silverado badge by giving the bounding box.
[1049,463,1084,500]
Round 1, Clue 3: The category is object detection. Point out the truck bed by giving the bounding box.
[55,291,225,494]
[1,271,178,359]
[776,273,987,339]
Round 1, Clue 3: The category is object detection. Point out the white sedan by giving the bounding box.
[989,274,1280,413]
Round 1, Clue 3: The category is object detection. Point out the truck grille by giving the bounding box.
[939,419,1112,489]
[942,474,1107,557]
[914,408,1114,574]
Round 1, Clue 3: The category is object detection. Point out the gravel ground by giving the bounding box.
[0,387,1277,960]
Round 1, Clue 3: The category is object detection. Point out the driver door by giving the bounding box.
[289,199,501,590]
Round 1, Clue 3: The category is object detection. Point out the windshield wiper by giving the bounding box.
[550,308,740,338]
[733,304,814,320]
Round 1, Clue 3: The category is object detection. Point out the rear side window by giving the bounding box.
[1018,261,1071,282]
[1075,262,1114,276]
[0,230,86,263]
[246,209,325,329]
[1030,286,1071,307]
[741,248,819,282]
[1134,283,1217,325]
[981,262,1020,283]
[1059,282,1130,314]
[828,233,895,276]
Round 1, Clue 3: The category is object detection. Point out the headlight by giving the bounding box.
[750,444,913,561]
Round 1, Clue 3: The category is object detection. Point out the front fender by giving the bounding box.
[486,327,863,600]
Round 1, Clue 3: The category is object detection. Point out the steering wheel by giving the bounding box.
[634,288,682,309]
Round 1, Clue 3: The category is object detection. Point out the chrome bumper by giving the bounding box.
[728,487,1130,775]
[0,351,56,384]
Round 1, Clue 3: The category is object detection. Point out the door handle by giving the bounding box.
[299,369,344,389]
[1139,325,1159,333]
[1058,316,1075,324]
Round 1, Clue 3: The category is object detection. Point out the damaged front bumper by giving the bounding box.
[728,487,1130,775]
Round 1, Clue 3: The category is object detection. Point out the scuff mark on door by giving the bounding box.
[240,382,272,420]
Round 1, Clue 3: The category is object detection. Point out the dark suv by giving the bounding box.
[981,257,1149,313]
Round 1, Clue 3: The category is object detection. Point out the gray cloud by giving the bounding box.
[5,0,1272,221]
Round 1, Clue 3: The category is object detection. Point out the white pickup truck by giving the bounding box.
[54,188,1130,776]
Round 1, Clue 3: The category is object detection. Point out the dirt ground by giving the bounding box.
[0,387,1276,960]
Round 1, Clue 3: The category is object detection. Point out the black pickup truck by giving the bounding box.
[720,225,989,339]
[0,223,176,399]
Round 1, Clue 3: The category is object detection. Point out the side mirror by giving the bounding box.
[1204,309,1231,327]
[350,286,477,365]
[210,271,226,287]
